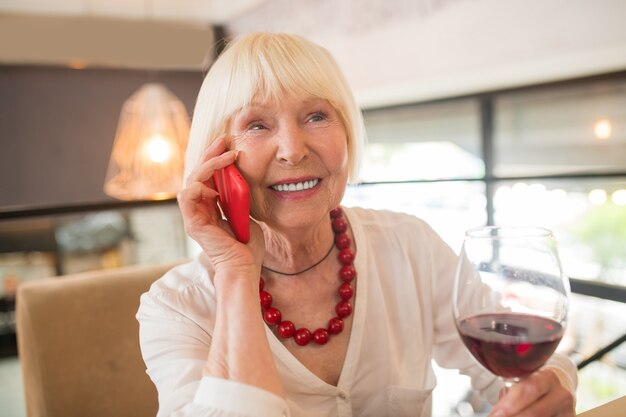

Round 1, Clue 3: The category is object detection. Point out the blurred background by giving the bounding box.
[1,0,625,416]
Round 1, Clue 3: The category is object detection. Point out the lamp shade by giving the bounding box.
[104,83,190,200]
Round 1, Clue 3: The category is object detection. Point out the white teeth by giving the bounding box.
[271,179,319,192]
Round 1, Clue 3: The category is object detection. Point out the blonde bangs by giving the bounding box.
[231,34,345,116]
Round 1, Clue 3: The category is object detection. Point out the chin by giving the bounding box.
[272,205,333,230]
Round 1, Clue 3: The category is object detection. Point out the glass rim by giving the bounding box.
[464,225,554,240]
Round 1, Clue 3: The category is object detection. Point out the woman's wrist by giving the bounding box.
[213,265,260,296]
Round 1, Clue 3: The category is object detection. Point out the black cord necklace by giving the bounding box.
[261,239,335,276]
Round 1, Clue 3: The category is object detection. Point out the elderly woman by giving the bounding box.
[137,33,577,417]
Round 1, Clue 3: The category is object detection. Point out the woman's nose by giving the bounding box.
[275,123,309,165]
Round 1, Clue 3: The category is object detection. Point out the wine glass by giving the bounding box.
[452,226,570,387]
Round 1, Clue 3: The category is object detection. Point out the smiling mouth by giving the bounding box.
[270,179,319,192]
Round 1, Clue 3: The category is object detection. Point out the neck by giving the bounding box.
[260,216,335,275]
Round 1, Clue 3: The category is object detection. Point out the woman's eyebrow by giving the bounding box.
[301,97,327,105]
[244,100,273,110]
[234,105,266,119]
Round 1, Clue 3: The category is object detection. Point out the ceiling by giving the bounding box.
[0,0,269,24]
[2,0,625,108]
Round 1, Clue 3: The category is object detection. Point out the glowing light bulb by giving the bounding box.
[594,119,612,140]
[588,189,607,206]
[146,134,172,163]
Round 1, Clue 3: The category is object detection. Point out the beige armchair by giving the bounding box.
[16,261,182,417]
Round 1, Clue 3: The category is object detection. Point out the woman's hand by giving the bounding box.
[489,368,575,417]
[177,136,264,279]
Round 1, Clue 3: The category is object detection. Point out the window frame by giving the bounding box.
[360,70,626,302]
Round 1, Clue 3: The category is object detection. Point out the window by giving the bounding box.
[494,178,626,286]
[494,81,626,177]
[342,72,626,414]
[361,99,483,182]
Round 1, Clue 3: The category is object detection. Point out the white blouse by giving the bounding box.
[137,207,577,417]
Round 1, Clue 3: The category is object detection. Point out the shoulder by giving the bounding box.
[149,255,212,294]
[138,255,216,321]
[344,206,453,268]
[344,206,439,240]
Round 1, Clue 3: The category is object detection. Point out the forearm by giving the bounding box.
[205,269,285,398]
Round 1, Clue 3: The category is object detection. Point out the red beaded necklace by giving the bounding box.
[259,207,357,346]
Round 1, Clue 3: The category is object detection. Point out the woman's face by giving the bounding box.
[228,93,349,231]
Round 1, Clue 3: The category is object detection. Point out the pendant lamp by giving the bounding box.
[104,83,190,200]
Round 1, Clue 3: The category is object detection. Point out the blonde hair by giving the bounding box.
[184,32,364,183]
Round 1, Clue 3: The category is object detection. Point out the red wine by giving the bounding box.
[457,313,563,379]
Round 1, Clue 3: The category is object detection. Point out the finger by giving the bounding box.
[490,369,554,416]
[185,150,237,187]
[184,136,226,187]
[177,183,222,234]
[178,181,219,209]
[203,135,227,159]
[506,384,573,417]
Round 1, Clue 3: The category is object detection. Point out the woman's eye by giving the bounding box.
[248,122,267,131]
[308,112,327,123]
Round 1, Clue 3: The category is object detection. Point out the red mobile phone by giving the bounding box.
[212,164,251,243]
